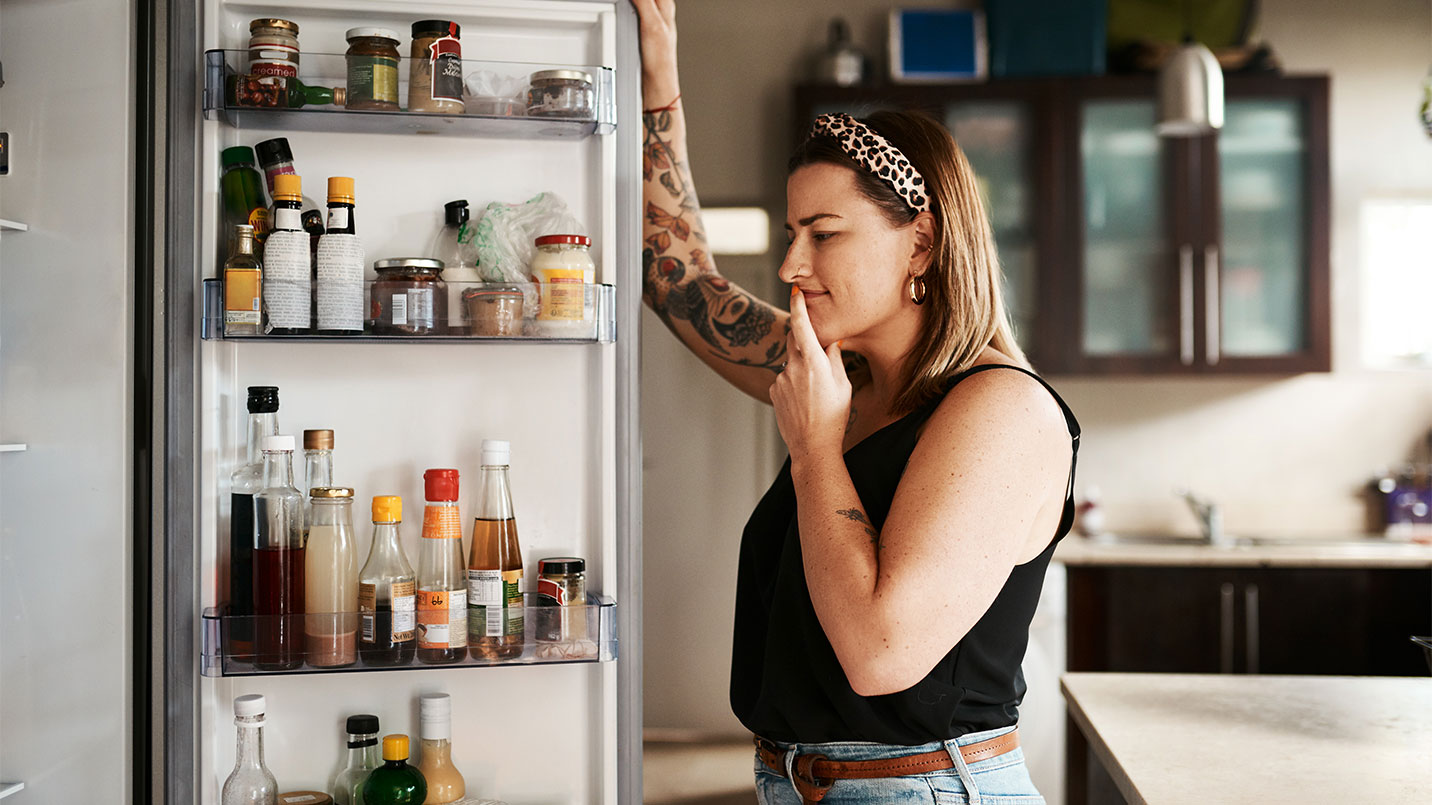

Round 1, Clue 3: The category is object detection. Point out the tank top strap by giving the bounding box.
[933,364,1081,538]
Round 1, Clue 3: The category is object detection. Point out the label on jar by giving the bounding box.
[224,268,262,326]
[468,568,523,638]
[390,580,416,640]
[347,55,399,106]
[406,287,435,329]
[417,588,468,649]
[537,576,569,606]
[262,228,311,329]
[389,293,408,326]
[429,37,464,102]
[533,269,586,321]
[249,58,298,79]
[316,233,364,331]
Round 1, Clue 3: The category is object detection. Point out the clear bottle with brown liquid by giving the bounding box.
[467,439,524,660]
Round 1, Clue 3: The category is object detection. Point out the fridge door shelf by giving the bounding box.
[202,593,616,677]
[204,50,616,138]
[202,279,615,343]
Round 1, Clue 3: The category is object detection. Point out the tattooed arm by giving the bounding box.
[634,0,791,404]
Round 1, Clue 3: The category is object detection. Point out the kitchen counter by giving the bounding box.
[1062,673,1432,804]
[1054,534,1432,568]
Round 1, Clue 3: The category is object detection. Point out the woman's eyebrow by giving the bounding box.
[784,213,843,230]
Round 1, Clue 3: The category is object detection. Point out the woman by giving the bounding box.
[634,2,1080,802]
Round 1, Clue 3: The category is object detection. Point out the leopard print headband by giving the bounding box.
[809,113,930,213]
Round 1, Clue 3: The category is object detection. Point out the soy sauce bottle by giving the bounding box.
[358,495,416,666]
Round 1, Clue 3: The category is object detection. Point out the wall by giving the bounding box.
[0,0,135,800]
[642,0,1432,740]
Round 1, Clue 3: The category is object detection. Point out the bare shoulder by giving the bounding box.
[917,365,1070,471]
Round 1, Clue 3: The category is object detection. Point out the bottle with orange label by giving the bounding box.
[417,469,467,664]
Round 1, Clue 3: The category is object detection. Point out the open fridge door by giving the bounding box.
[156,1,642,802]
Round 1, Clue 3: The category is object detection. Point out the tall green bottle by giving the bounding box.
[359,734,427,805]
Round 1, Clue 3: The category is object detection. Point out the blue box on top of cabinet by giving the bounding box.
[986,0,1106,77]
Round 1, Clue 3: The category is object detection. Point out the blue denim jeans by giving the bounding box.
[753,726,1045,804]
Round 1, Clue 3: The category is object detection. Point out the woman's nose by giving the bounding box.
[777,242,809,285]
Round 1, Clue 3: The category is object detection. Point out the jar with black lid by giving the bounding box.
[344,28,401,111]
[370,258,447,335]
[409,20,464,114]
[535,556,586,644]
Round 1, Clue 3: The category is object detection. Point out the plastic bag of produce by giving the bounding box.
[472,192,585,283]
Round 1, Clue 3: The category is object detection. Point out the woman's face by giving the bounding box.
[779,163,928,348]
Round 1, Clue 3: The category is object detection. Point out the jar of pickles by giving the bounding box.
[370,258,447,335]
[526,70,594,118]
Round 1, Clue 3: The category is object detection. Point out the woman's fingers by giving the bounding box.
[787,288,826,363]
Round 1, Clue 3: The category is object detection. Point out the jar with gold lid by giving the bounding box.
[370,258,447,335]
[344,28,400,111]
[248,18,300,78]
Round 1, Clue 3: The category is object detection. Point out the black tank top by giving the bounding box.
[729,364,1081,744]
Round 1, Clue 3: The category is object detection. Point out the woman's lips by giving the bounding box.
[800,290,828,301]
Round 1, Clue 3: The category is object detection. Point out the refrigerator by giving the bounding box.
[155,1,643,802]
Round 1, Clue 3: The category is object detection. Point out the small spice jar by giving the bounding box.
[526,70,595,118]
[463,284,526,336]
[248,18,300,78]
[409,20,464,114]
[370,258,447,335]
[535,557,586,644]
[344,28,400,111]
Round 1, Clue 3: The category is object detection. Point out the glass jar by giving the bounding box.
[409,20,464,114]
[370,258,447,335]
[530,235,594,322]
[248,18,300,79]
[462,284,526,337]
[534,557,593,658]
[344,28,400,111]
[526,70,594,118]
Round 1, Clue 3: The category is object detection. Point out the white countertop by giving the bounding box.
[1054,534,1432,568]
[1062,673,1432,804]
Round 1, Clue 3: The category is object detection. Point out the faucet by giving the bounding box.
[1176,488,1227,547]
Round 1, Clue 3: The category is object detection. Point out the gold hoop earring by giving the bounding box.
[908,275,927,306]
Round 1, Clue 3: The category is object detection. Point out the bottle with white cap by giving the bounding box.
[416,693,465,804]
[255,433,306,670]
[221,694,279,805]
[467,440,525,661]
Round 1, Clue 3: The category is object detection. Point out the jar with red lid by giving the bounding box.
[529,235,594,323]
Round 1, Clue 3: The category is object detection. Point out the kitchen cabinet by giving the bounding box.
[795,75,1330,375]
[1064,564,1429,805]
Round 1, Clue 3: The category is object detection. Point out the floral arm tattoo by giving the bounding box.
[642,108,788,373]
[835,507,880,549]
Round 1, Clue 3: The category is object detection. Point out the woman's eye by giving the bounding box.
[813,232,836,242]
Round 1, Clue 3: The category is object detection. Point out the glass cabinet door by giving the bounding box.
[1214,98,1307,359]
[944,102,1036,353]
[1079,99,1178,360]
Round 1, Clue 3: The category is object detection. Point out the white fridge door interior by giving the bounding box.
[195,2,632,803]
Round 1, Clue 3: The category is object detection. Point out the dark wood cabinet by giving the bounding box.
[795,75,1331,375]
[1064,564,1430,804]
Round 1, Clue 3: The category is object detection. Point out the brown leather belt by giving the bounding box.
[755,729,1020,804]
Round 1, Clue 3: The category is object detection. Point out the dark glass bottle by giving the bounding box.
[359,734,426,805]
[263,174,312,334]
[286,78,346,108]
[219,146,270,257]
[229,385,279,658]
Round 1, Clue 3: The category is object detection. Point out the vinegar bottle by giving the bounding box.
[254,434,305,671]
[229,385,279,658]
[302,428,334,529]
[358,495,417,666]
[416,693,465,804]
[417,469,468,664]
[221,694,278,805]
[467,439,524,660]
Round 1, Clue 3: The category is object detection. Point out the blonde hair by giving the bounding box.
[789,110,1029,414]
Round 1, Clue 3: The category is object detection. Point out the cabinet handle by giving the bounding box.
[1244,583,1260,674]
[1205,245,1221,366]
[1220,582,1235,673]
[1179,244,1195,366]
